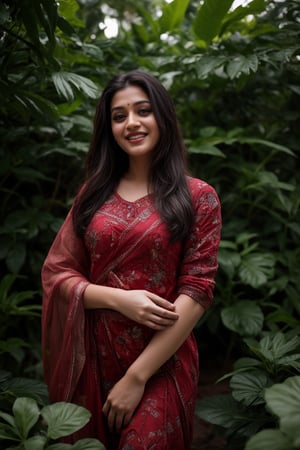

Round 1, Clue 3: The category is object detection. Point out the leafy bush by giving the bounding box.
[246,376,300,450]
[0,0,299,446]
[0,397,106,449]
[196,330,300,447]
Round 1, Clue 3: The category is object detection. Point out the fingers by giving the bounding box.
[103,402,132,432]
[143,315,178,330]
[148,293,176,311]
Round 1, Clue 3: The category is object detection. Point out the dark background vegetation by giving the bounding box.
[0,0,299,448]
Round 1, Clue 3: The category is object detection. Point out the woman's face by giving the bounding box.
[110,85,160,162]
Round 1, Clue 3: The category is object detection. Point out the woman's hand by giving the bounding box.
[102,372,145,432]
[117,289,179,330]
[83,284,178,330]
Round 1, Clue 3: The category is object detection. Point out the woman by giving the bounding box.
[41,70,222,449]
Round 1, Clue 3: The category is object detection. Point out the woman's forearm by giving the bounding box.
[83,283,124,310]
[126,294,205,384]
[82,283,178,329]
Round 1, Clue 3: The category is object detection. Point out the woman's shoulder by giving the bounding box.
[186,176,218,198]
[187,176,221,216]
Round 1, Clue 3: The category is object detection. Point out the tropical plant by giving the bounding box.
[245,376,300,450]
[196,330,300,447]
[0,397,106,449]
[0,0,299,447]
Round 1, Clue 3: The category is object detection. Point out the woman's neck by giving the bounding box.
[117,159,152,201]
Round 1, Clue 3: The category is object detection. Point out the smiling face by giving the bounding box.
[110,85,160,163]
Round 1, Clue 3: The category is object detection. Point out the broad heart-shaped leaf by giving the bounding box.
[230,370,272,406]
[24,435,47,450]
[42,402,91,439]
[221,301,264,336]
[13,397,40,440]
[193,0,234,42]
[238,252,275,288]
[245,429,294,450]
[265,376,300,419]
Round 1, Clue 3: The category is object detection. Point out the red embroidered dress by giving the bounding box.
[41,177,221,449]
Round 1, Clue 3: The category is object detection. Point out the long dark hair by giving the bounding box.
[72,70,194,242]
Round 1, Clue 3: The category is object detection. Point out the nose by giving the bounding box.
[126,111,140,128]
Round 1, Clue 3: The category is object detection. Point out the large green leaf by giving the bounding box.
[193,0,234,42]
[159,0,190,33]
[42,402,91,439]
[221,0,268,35]
[265,376,300,418]
[245,429,294,450]
[58,0,84,27]
[221,301,264,336]
[12,397,40,439]
[238,253,275,288]
[230,370,271,406]
[196,393,263,436]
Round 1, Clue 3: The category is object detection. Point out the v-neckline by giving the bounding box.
[114,191,152,205]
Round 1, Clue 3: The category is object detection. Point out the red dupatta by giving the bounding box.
[41,198,162,403]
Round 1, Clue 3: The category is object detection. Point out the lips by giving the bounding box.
[126,133,147,141]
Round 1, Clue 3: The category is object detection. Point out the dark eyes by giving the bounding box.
[139,108,151,116]
[112,113,126,122]
[112,109,152,122]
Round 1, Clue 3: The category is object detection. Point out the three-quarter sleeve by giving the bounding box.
[177,180,222,310]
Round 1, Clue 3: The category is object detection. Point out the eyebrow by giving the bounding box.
[111,100,151,113]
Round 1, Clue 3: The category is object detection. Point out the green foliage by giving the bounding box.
[1,0,299,446]
[245,376,300,450]
[0,397,106,449]
[197,329,300,446]
[193,0,235,43]
[0,369,49,410]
